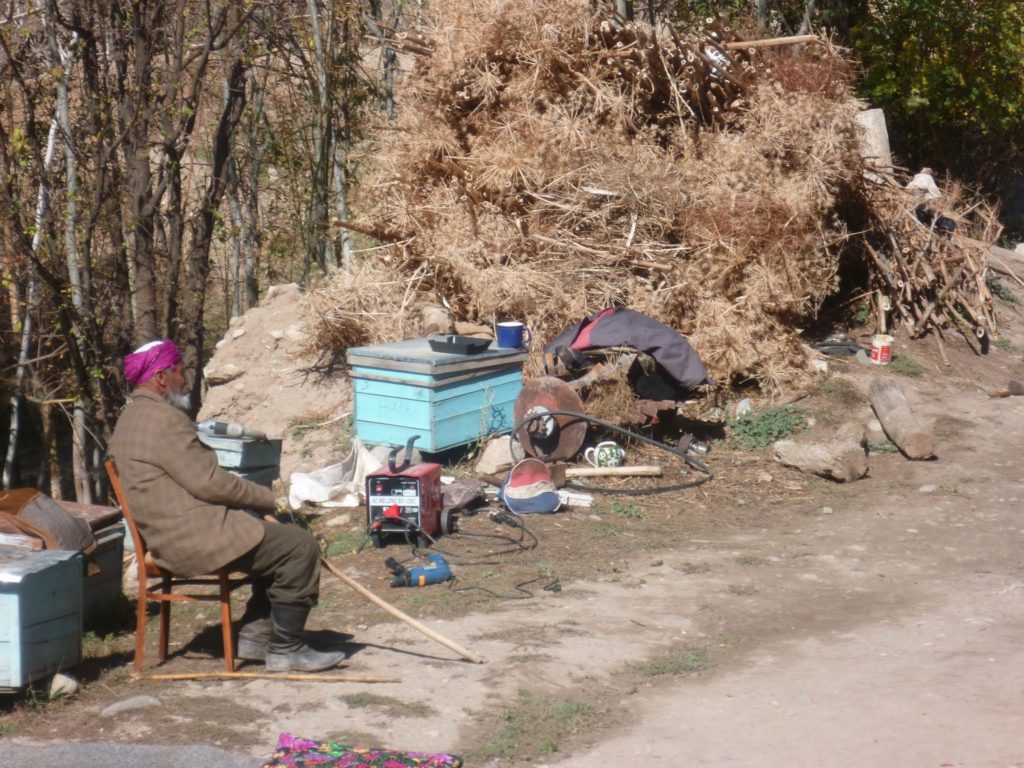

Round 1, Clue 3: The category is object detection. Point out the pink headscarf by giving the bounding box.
[123,339,181,386]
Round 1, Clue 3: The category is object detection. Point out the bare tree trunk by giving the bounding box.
[117,2,161,343]
[47,6,94,502]
[243,63,269,310]
[3,117,58,489]
[227,156,244,318]
[39,401,56,498]
[306,0,335,274]
[334,14,354,271]
[181,57,248,413]
[4,280,34,490]
[72,405,90,501]
[162,146,185,339]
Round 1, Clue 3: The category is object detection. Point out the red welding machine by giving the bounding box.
[366,436,450,548]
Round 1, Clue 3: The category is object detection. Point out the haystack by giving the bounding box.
[308,0,999,395]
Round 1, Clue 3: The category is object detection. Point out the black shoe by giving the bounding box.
[266,645,348,673]
[237,617,271,661]
[266,604,346,673]
[236,583,272,660]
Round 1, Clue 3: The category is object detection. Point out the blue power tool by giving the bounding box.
[386,552,453,587]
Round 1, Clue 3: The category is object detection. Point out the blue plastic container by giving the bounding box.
[347,337,527,452]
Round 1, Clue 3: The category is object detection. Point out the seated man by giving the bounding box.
[108,339,345,673]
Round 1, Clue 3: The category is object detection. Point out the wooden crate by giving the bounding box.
[0,547,82,692]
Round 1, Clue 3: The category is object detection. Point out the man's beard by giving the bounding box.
[164,390,192,413]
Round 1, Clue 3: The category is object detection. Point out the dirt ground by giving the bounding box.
[4,285,1024,767]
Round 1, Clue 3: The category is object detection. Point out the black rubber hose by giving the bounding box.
[509,409,713,495]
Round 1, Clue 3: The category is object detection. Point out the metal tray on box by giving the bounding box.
[427,335,491,355]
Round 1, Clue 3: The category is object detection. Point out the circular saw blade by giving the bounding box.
[513,377,588,459]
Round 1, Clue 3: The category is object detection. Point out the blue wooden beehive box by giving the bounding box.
[0,547,82,692]
[198,434,283,488]
[347,338,527,452]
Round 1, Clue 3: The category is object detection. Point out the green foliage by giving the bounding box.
[868,440,900,454]
[993,337,1018,353]
[851,305,872,325]
[888,355,922,378]
[728,405,808,449]
[987,276,1019,304]
[611,501,644,519]
[630,646,710,677]
[854,1,1024,175]
[324,529,366,557]
[475,689,595,761]
[341,693,435,718]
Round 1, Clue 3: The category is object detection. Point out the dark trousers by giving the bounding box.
[228,519,321,608]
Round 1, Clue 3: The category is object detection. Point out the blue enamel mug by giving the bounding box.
[496,321,531,349]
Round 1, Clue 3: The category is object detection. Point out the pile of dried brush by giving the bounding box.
[309,0,998,394]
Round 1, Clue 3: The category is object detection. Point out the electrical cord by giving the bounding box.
[447,573,561,600]
[365,510,554,598]
[364,507,538,565]
[509,408,714,494]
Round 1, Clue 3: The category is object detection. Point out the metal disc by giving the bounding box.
[513,377,588,459]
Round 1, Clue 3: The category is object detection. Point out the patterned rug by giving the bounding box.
[260,733,464,768]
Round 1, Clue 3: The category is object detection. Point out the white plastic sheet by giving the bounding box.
[287,438,383,510]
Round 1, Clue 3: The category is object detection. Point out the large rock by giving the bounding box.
[473,435,514,475]
[773,422,868,482]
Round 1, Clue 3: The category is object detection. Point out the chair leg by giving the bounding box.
[219,572,235,672]
[134,592,148,673]
[159,576,172,663]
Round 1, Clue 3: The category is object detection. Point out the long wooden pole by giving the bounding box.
[724,34,818,49]
[321,558,486,664]
[143,672,399,683]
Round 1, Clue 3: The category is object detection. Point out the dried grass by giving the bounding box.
[306,0,998,394]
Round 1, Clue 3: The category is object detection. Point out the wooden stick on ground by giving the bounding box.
[142,672,400,683]
[564,465,663,478]
[321,558,486,664]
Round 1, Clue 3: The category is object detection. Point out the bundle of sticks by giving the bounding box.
[863,198,997,362]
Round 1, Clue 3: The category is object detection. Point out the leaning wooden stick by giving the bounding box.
[321,558,486,664]
[142,672,399,683]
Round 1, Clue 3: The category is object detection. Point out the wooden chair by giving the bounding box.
[104,458,251,672]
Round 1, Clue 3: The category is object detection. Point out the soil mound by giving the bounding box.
[197,284,352,481]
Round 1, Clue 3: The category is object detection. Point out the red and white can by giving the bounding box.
[870,334,894,365]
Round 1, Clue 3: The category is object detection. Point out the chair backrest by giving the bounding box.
[104,457,150,563]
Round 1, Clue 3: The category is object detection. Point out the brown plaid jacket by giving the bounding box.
[107,389,273,576]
